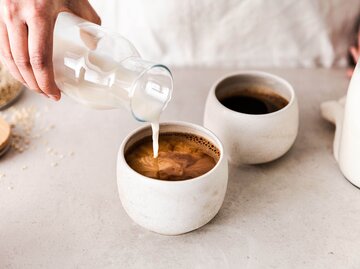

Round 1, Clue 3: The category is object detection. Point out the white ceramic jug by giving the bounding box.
[321,57,360,187]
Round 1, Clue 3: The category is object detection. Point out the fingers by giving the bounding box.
[348,33,359,78]
[350,32,360,65]
[0,1,61,100]
[0,0,101,101]
[64,1,102,50]
[27,16,60,100]
[6,20,43,94]
[350,46,359,64]
[0,20,25,84]
[72,0,101,25]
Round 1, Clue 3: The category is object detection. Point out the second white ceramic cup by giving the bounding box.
[204,71,299,165]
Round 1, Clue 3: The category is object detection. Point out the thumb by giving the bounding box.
[68,0,101,25]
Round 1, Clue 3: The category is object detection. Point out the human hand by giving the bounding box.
[0,0,100,100]
[348,31,360,78]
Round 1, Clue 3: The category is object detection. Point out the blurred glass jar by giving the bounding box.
[0,63,23,110]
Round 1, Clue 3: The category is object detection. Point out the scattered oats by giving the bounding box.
[59,154,64,159]
[69,151,75,157]
[51,162,58,167]
[1,104,57,157]
[0,173,5,179]
[4,106,37,153]
[42,124,55,132]
[22,166,28,170]
[8,186,14,190]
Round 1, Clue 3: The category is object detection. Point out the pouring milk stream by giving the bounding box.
[53,12,173,157]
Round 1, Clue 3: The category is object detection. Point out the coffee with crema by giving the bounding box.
[125,133,220,181]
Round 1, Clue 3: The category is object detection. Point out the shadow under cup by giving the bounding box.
[204,71,299,165]
[117,122,228,235]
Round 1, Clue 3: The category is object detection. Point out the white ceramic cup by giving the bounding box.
[204,71,299,165]
[117,121,228,235]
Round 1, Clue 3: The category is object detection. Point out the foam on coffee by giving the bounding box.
[125,132,220,181]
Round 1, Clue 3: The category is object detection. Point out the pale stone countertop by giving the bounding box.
[0,68,358,269]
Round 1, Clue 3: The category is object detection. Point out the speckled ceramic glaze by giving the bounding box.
[204,71,299,165]
[117,121,228,235]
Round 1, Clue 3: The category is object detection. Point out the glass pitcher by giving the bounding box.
[53,12,173,122]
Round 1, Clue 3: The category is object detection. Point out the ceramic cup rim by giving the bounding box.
[118,121,225,185]
[210,70,296,118]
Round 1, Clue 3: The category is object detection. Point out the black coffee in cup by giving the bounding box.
[219,86,289,115]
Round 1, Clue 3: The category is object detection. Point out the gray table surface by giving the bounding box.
[0,68,358,269]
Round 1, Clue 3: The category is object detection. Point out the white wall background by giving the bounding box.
[88,0,360,68]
